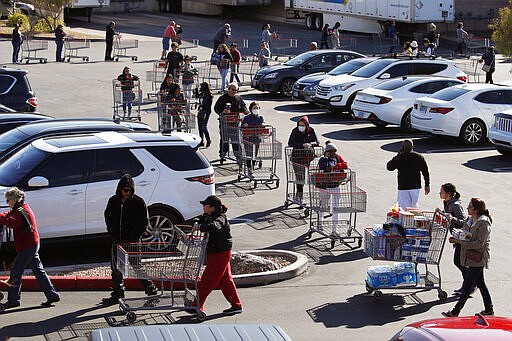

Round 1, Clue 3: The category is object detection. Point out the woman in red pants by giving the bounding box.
[196,195,242,315]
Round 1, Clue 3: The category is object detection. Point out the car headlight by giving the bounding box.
[332,83,355,91]
[264,72,279,79]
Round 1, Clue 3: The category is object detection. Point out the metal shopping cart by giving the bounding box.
[117,226,208,322]
[283,146,324,217]
[112,79,143,121]
[308,168,366,249]
[63,39,90,62]
[158,98,195,133]
[113,36,138,61]
[146,60,167,101]
[363,209,450,301]
[20,38,48,64]
[219,112,243,165]
[0,225,12,312]
[238,125,282,188]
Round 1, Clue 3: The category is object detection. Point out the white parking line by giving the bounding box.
[425,147,495,153]
[369,133,431,139]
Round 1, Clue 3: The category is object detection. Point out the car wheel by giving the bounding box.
[496,147,512,156]
[460,119,486,145]
[400,108,413,132]
[145,207,182,248]
[313,14,323,31]
[305,15,314,30]
[346,93,358,116]
[280,78,296,97]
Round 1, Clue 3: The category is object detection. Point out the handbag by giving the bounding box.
[481,64,491,72]
[466,249,483,262]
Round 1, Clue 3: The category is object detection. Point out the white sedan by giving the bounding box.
[352,77,464,130]
[411,84,512,144]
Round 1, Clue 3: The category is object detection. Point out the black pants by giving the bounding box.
[197,112,211,143]
[453,244,467,279]
[110,242,156,294]
[105,40,113,60]
[485,70,494,84]
[452,266,493,314]
[320,41,329,49]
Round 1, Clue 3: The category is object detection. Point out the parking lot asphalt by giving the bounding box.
[1,12,512,341]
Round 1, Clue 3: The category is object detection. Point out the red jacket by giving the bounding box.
[0,203,39,251]
[231,48,241,65]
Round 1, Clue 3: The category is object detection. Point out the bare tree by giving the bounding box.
[27,0,72,31]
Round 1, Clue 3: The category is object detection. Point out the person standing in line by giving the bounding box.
[386,139,430,210]
[479,46,496,84]
[229,43,241,84]
[213,23,231,52]
[330,22,341,49]
[117,66,139,118]
[442,197,494,317]
[55,24,66,62]
[161,20,176,59]
[181,55,196,102]
[410,40,419,57]
[388,21,399,44]
[217,43,232,93]
[423,38,436,58]
[11,23,23,64]
[241,101,265,175]
[261,23,275,51]
[454,22,469,56]
[320,24,330,49]
[194,82,213,148]
[195,195,243,316]
[0,187,60,310]
[102,174,158,305]
[256,42,271,69]
[165,42,184,79]
[105,21,119,61]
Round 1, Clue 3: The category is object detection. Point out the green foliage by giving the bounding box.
[32,16,64,32]
[491,0,512,56]
[6,13,30,31]
[26,0,73,31]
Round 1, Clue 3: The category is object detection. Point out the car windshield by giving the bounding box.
[430,87,471,101]
[0,128,30,156]
[0,145,49,186]
[328,60,369,76]
[351,59,397,78]
[283,52,315,66]
[374,78,418,91]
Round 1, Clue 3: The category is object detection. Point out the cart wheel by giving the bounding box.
[126,311,137,323]
[138,117,141,122]
[197,311,207,321]
[347,229,352,237]
[330,239,335,249]
[276,180,280,188]
[26,60,29,64]
[357,239,362,248]
[237,175,241,181]
[115,57,119,62]
[365,282,374,293]
[307,230,312,239]
[134,57,138,61]
[0,292,4,301]
[438,290,448,301]
[374,290,383,300]
[0,303,4,313]
[304,208,310,218]
[284,201,289,209]
[258,161,262,169]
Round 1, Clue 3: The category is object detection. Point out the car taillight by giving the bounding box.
[186,173,215,185]
[26,97,37,108]
[377,96,392,104]
[457,75,467,83]
[430,107,454,114]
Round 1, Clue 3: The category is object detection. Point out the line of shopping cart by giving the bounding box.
[113,36,138,61]
[364,209,450,301]
[21,38,48,64]
[63,39,90,62]
[117,226,208,322]
[157,97,195,133]
[146,60,168,101]
[112,79,143,121]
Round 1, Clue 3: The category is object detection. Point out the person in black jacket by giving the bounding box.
[11,24,23,64]
[386,139,430,210]
[479,46,496,84]
[101,174,157,305]
[105,21,118,61]
[287,115,319,204]
[195,82,213,147]
[55,24,66,62]
[195,195,242,315]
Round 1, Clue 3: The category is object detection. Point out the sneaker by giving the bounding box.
[41,297,60,307]
[2,301,20,309]
[101,296,121,306]
[442,310,459,318]
[479,308,494,316]
[223,306,243,315]
[206,140,211,148]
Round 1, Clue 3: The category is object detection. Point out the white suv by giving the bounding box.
[0,131,214,243]
[488,111,512,155]
[314,58,467,114]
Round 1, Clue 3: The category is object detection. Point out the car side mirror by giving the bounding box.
[380,73,391,79]
[303,64,312,70]
[28,176,49,188]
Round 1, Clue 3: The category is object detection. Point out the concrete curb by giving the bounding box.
[0,250,308,291]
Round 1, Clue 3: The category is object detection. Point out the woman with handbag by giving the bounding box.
[479,46,495,84]
[442,197,494,317]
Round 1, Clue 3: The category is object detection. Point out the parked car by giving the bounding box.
[352,76,464,129]
[411,84,512,144]
[315,57,467,114]
[251,50,365,97]
[488,111,512,155]
[0,67,37,112]
[0,113,52,135]
[0,0,35,17]
[292,57,375,103]
[0,118,151,164]
[390,315,512,341]
[0,104,16,113]
[0,131,214,244]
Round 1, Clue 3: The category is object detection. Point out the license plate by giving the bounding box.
[353,110,368,119]
[293,91,298,97]
[420,105,428,114]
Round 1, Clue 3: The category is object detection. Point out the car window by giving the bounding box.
[412,63,447,75]
[146,146,210,171]
[0,128,28,156]
[382,63,411,78]
[307,54,335,69]
[351,59,397,78]
[374,78,417,90]
[30,151,89,187]
[0,75,17,95]
[430,86,471,101]
[89,149,144,182]
[474,90,512,104]
[283,52,315,66]
[0,145,50,186]
[410,81,451,94]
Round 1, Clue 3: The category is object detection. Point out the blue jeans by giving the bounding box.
[56,40,64,62]
[122,91,135,116]
[7,244,59,304]
[12,42,21,63]
[219,67,230,92]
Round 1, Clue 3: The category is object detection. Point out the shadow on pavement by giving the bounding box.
[323,126,428,142]
[239,206,308,231]
[380,137,495,154]
[462,155,512,172]
[315,248,368,265]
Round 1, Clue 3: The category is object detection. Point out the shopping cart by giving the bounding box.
[117,226,208,322]
[146,60,167,101]
[20,38,48,64]
[238,125,282,188]
[363,209,450,301]
[113,36,138,61]
[63,39,90,62]
[219,112,243,165]
[283,146,324,217]
[158,98,195,133]
[112,79,143,121]
[0,225,11,312]
[308,168,366,249]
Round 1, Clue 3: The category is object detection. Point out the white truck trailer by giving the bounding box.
[285,0,454,33]
[64,0,110,23]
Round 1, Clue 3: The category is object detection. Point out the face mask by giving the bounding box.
[252,109,260,116]
[298,125,306,133]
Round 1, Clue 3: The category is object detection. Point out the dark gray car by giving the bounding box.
[251,49,365,97]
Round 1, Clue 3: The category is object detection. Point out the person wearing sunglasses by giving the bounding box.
[102,174,157,305]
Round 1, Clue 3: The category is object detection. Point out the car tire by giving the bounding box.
[346,93,358,116]
[313,14,323,31]
[400,108,413,132]
[280,78,296,97]
[460,119,486,145]
[145,207,182,247]
[305,14,314,30]
[496,147,512,156]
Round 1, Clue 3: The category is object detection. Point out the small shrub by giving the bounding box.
[6,13,30,31]
[32,17,65,33]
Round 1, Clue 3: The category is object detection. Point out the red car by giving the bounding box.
[391,314,512,340]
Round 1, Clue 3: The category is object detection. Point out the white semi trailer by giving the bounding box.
[65,0,110,23]
[284,0,455,33]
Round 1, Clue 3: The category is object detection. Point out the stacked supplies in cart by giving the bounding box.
[366,262,419,288]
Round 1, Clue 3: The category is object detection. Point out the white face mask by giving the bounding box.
[298,125,306,133]
[252,109,260,116]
